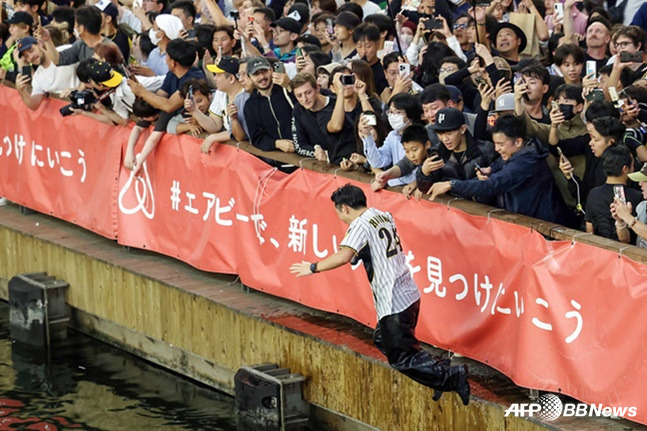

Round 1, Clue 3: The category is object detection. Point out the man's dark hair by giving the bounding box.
[554,84,584,104]
[133,97,160,118]
[75,58,96,83]
[389,93,423,125]
[353,23,380,43]
[52,6,76,34]
[492,115,527,141]
[312,11,335,26]
[166,39,196,67]
[613,25,645,51]
[554,43,585,66]
[195,24,216,56]
[440,55,466,70]
[598,64,613,76]
[382,52,404,71]
[601,144,632,177]
[254,7,276,22]
[307,50,331,69]
[622,85,647,105]
[585,101,619,122]
[364,13,393,38]
[316,0,337,14]
[521,63,550,85]
[592,116,626,145]
[180,78,211,98]
[76,6,102,35]
[296,34,322,48]
[171,0,196,23]
[331,184,367,209]
[401,124,430,146]
[16,0,43,7]
[419,83,451,105]
[337,2,363,21]
[155,0,168,12]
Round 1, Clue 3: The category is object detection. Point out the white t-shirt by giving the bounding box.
[110,80,136,119]
[31,62,80,96]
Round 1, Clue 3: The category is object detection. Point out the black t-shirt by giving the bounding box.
[370,60,389,95]
[585,183,642,241]
[314,95,357,164]
[584,53,609,76]
[109,30,131,63]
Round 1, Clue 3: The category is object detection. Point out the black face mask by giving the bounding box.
[559,104,575,121]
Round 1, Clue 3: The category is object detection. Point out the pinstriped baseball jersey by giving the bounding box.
[340,207,421,320]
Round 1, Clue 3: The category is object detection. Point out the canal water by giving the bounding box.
[0,300,238,430]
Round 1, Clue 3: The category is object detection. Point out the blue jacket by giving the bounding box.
[244,84,295,152]
[450,141,567,224]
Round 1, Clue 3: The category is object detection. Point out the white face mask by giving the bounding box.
[74,27,81,39]
[388,112,407,132]
[400,34,413,45]
[449,0,464,4]
[149,28,162,46]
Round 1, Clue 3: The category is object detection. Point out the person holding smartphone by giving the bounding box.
[611,163,647,249]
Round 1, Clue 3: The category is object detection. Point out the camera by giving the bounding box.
[59,90,98,117]
[341,74,355,86]
[230,9,239,19]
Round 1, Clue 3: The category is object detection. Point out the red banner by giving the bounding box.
[3,86,647,424]
[0,88,121,238]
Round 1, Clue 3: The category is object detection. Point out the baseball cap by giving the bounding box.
[446,85,463,103]
[494,93,515,112]
[16,36,38,57]
[493,22,527,53]
[207,55,240,75]
[432,107,465,131]
[317,62,341,75]
[247,56,271,75]
[6,12,34,26]
[88,60,123,87]
[287,3,309,26]
[271,17,301,35]
[334,12,361,30]
[629,164,647,182]
[95,0,119,20]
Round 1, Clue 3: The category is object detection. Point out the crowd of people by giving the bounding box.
[2,0,647,247]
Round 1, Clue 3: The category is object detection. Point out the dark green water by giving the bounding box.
[0,301,237,430]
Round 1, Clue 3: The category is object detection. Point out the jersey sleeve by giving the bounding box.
[340,222,367,255]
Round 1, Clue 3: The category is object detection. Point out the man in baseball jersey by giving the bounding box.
[290,184,470,405]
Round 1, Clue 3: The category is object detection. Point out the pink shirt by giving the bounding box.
[545,5,588,36]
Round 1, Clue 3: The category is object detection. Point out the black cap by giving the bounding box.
[206,55,240,75]
[271,17,301,35]
[432,107,465,131]
[335,11,361,30]
[286,3,309,26]
[6,12,34,26]
[493,22,527,53]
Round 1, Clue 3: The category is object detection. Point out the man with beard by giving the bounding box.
[14,36,80,110]
[243,57,296,157]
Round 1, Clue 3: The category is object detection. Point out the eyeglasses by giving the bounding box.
[453,23,468,30]
[615,41,634,49]
[439,67,457,74]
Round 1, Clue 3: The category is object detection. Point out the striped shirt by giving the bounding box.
[340,208,420,320]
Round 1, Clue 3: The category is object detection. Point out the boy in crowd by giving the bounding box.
[168,79,213,136]
[585,145,641,241]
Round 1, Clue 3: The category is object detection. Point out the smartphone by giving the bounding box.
[398,63,410,77]
[551,100,559,110]
[614,185,626,204]
[585,88,605,102]
[475,0,491,5]
[554,2,564,21]
[188,85,194,103]
[273,61,285,74]
[295,47,303,57]
[341,74,355,86]
[425,18,443,30]
[326,18,334,35]
[365,113,377,126]
[620,51,643,63]
[586,60,597,78]
[474,163,485,175]
[556,146,565,160]
[513,71,523,84]
[475,76,487,86]
[21,65,32,77]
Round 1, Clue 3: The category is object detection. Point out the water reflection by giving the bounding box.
[0,301,237,430]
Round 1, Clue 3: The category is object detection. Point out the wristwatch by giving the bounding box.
[449,180,457,190]
[310,262,319,273]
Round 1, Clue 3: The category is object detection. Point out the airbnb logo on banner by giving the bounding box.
[118,156,155,220]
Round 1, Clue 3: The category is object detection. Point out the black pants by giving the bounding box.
[373,300,457,391]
